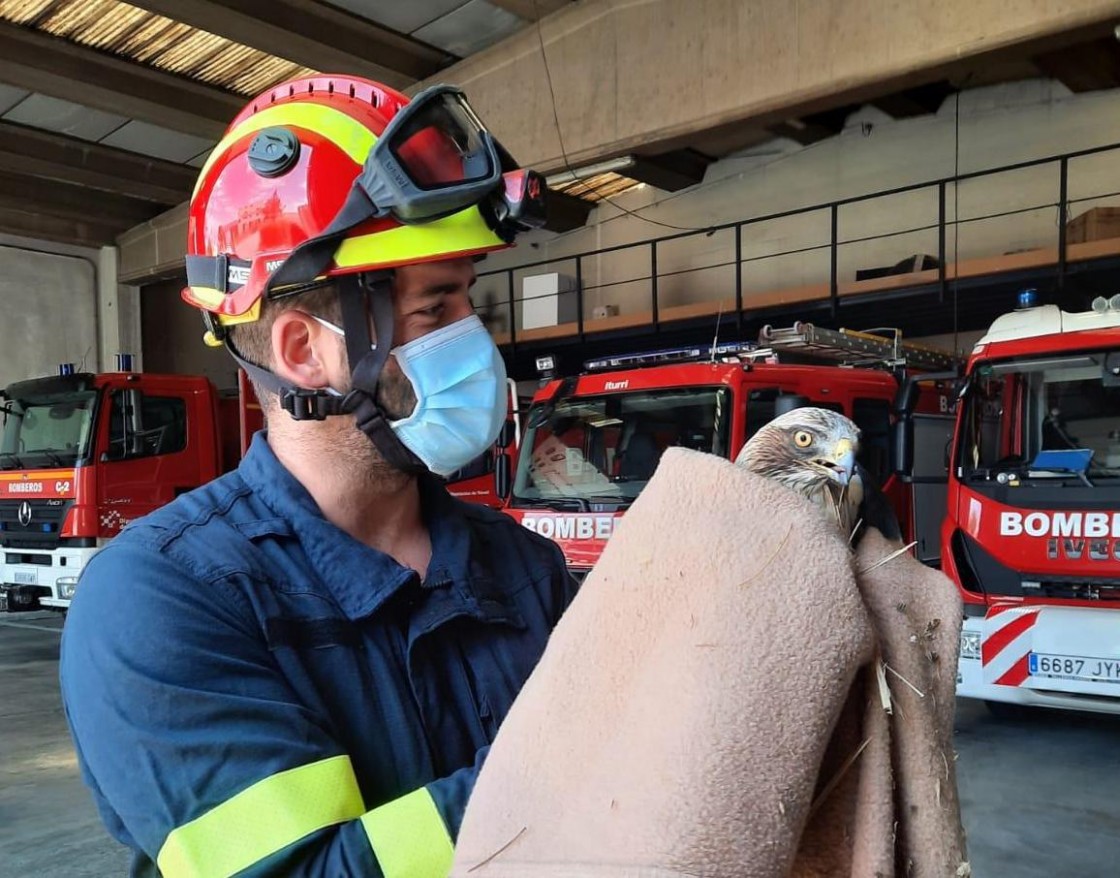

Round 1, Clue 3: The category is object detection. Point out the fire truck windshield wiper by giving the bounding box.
[28,448,65,467]
[582,494,633,510]
[515,497,591,512]
[0,451,23,469]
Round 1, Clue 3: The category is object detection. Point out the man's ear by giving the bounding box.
[270,311,336,390]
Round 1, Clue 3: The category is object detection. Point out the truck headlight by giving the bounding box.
[57,576,79,600]
[960,630,981,660]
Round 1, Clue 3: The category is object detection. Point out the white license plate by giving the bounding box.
[1029,652,1120,684]
[13,570,37,585]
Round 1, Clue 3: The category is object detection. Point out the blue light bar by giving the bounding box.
[58,363,75,376]
[584,341,759,372]
[1016,288,1039,310]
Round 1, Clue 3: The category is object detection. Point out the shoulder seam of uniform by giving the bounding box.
[151,475,254,550]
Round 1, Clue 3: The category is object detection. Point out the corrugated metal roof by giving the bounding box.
[0,0,316,96]
[554,171,643,202]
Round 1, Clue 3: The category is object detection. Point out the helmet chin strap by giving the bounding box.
[222,271,426,475]
[336,273,426,474]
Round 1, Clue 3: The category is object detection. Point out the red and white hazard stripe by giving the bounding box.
[981,605,1041,687]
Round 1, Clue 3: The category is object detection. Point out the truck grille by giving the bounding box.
[1022,579,1120,602]
[0,500,69,550]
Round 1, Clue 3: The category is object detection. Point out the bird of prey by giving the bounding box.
[735,407,901,545]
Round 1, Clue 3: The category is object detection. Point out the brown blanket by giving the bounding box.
[453,449,968,877]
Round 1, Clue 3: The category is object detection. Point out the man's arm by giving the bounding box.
[61,539,470,878]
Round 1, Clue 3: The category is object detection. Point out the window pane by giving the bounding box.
[108,393,186,461]
[514,388,729,506]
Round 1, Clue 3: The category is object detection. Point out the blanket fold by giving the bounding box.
[453,449,967,878]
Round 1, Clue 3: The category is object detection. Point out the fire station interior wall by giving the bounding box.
[0,243,97,384]
[477,80,1120,344]
[417,0,1120,174]
[141,276,238,391]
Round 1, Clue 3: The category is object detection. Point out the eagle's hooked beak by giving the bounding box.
[815,437,855,486]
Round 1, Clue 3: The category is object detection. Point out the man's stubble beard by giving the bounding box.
[330,360,419,491]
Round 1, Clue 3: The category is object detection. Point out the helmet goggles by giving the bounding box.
[264,83,545,297]
[364,84,506,223]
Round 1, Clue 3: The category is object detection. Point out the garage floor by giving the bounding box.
[2,613,1118,878]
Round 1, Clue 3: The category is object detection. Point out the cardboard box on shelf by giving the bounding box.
[1066,207,1120,244]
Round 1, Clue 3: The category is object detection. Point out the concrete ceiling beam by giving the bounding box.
[767,104,859,146]
[872,81,957,118]
[0,170,162,228]
[418,0,1120,172]
[0,20,242,139]
[1034,37,1120,92]
[0,203,124,247]
[627,149,712,192]
[487,0,574,22]
[0,121,195,204]
[544,187,595,232]
[126,0,452,87]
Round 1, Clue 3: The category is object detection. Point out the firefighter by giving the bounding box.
[60,76,575,877]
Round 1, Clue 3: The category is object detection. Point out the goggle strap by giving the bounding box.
[339,272,426,474]
[338,273,383,377]
[266,184,382,295]
[348,393,427,474]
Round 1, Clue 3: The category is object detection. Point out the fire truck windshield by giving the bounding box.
[0,390,97,469]
[512,387,731,509]
[958,349,1120,481]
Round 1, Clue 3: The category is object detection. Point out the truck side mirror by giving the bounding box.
[495,452,512,501]
[892,416,914,478]
[893,379,920,418]
[498,420,516,450]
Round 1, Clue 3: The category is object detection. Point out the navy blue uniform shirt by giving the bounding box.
[61,433,576,877]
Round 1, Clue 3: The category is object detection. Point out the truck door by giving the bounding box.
[906,413,955,565]
[95,386,193,536]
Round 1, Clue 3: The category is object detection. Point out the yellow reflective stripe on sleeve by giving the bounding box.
[157,754,365,878]
[333,206,506,271]
[360,787,454,878]
[193,103,378,199]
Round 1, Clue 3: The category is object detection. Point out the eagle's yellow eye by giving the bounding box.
[794,430,813,448]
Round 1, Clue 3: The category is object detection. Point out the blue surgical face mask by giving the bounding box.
[387,315,507,477]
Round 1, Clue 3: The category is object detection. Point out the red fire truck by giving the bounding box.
[505,324,961,581]
[0,364,262,612]
[0,360,518,612]
[929,291,1120,714]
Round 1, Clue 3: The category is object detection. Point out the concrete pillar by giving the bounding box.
[97,246,142,372]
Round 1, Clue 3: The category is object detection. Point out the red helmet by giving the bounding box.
[183,75,544,343]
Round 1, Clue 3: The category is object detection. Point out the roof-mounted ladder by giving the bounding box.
[757,322,963,372]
